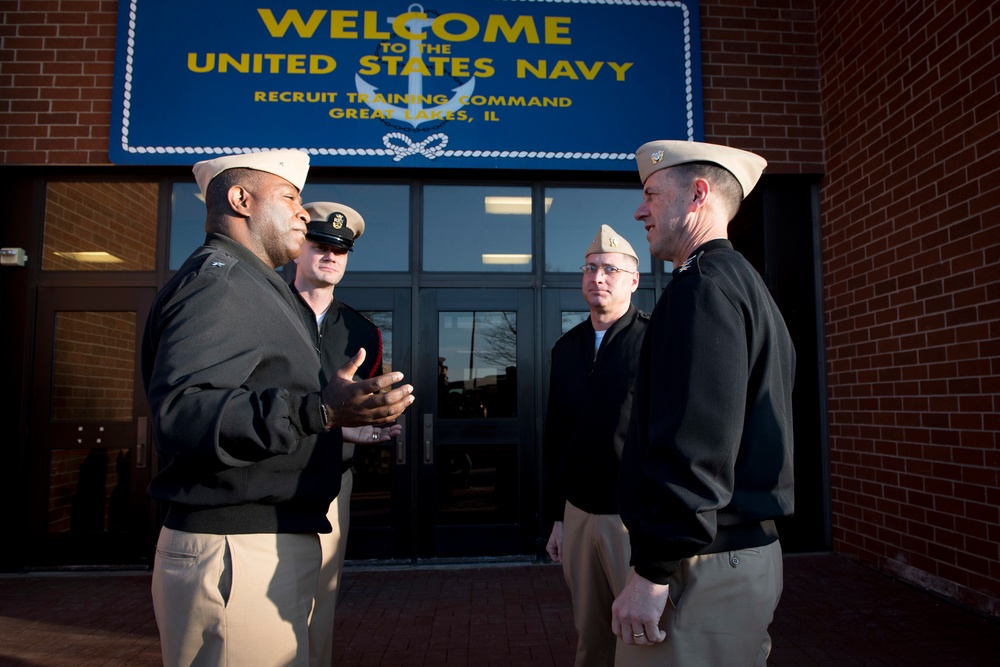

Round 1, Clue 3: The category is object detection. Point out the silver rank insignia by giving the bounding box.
[211,261,225,267]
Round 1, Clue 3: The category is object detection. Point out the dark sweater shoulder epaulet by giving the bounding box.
[674,239,739,279]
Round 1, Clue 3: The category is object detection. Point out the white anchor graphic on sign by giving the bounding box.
[355,3,476,129]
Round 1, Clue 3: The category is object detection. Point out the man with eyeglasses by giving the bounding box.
[544,224,649,667]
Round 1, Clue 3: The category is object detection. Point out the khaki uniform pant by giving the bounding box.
[309,468,352,667]
[152,528,320,667]
[562,501,632,667]
[615,539,783,667]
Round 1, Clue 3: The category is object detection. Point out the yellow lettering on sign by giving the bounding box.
[189,54,338,75]
[328,11,358,38]
[516,60,633,81]
[545,17,572,44]
[257,9,326,37]
[256,9,572,44]
[483,15,539,44]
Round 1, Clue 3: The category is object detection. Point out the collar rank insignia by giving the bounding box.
[330,212,346,229]
[651,150,664,164]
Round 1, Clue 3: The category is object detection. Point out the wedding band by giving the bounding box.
[633,632,645,638]
[372,432,379,440]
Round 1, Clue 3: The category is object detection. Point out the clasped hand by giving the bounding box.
[321,348,414,428]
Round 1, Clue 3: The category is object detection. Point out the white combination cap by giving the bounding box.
[303,201,366,251]
[192,149,310,198]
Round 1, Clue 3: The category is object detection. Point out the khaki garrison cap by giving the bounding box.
[585,224,638,261]
[192,149,310,198]
[635,140,767,199]
[303,201,365,251]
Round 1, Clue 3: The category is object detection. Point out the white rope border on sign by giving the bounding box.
[116,0,695,160]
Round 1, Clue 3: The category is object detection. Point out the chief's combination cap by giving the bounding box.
[585,224,638,261]
[192,149,310,198]
[303,201,365,251]
[635,140,767,199]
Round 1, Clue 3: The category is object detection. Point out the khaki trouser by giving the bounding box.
[152,528,320,667]
[615,539,783,667]
[562,501,632,667]
[308,468,353,667]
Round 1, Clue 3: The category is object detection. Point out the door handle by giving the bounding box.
[422,413,433,464]
[136,416,147,469]
[395,414,406,464]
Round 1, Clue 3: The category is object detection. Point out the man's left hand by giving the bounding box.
[611,571,669,645]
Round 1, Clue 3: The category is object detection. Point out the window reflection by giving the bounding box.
[43,182,157,271]
[350,311,393,529]
[438,311,517,418]
[49,448,131,534]
[169,182,206,270]
[436,444,517,524]
[561,311,589,334]
[544,186,647,273]
[424,185,532,272]
[52,312,135,422]
[350,442,393,527]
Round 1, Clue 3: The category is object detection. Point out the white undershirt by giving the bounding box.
[316,304,330,329]
[594,329,606,357]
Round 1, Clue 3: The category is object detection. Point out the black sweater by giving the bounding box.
[142,234,343,535]
[619,239,796,584]
[544,304,649,523]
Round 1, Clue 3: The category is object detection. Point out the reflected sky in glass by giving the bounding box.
[544,187,647,273]
[423,185,532,272]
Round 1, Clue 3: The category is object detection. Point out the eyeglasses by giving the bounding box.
[580,264,637,276]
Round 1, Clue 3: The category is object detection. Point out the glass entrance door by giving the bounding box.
[333,286,413,561]
[30,286,157,566]
[416,288,536,558]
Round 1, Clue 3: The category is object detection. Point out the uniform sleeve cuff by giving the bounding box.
[301,392,329,434]
[633,557,678,585]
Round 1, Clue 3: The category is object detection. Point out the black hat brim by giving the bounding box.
[305,231,354,251]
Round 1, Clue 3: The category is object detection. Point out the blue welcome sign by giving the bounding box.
[111,0,702,170]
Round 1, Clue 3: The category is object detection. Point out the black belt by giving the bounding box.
[341,459,354,474]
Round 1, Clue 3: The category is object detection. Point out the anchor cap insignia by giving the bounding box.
[304,202,366,251]
[651,150,664,164]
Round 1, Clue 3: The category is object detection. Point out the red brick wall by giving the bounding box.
[0,0,117,164]
[701,0,824,171]
[817,0,1000,615]
[43,181,158,270]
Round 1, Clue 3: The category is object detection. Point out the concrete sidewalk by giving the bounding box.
[1,553,997,666]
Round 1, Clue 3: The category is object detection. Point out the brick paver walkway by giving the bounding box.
[1,554,998,666]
